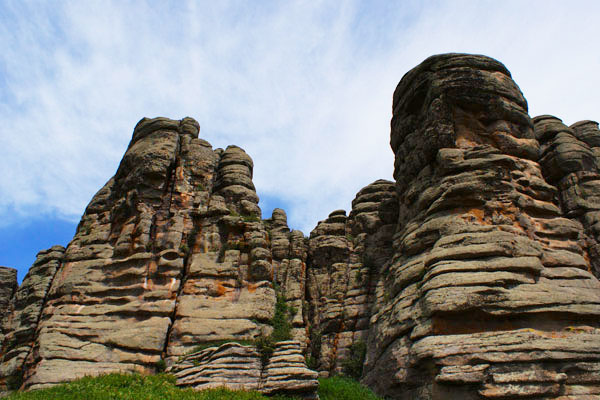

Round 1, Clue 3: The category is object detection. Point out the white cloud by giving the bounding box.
[0,0,599,233]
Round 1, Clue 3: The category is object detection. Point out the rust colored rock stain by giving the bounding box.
[216,282,228,297]
[248,282,258,294]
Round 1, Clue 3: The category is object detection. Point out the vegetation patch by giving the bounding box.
[5,373,382,400]
[318,376,382,400]
[3,373,296,400]
[341,340,367,380]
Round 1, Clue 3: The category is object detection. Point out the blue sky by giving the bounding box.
[1,0,600,282]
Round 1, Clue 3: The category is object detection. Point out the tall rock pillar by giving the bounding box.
[364,54,600,399]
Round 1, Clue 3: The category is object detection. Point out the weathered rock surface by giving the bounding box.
[362,53,600,399]
[169,340,319,399]
[0,267,17,344]
[2,53,600,399]
[0,246,64,391]
[306,180,397,376]
[535,115,600,279]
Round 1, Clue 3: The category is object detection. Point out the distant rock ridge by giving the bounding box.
[1,53,600,399]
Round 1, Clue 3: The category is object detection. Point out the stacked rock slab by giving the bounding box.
[170,341,318,399]
[363,54,600,399]
[306,179,397,376]
[0,246,64,391]
[535,116,600,278]
[261,341,319,399]
[170,342,263,391]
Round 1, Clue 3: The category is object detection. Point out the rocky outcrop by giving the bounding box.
[0,246,64,391]
[3,53,600,399]
[362,53,600,399]
[306,179,397,376]
[0,267,17,344]
[0,117,313,392]
[535,116,600,278]
[169,340,319,399]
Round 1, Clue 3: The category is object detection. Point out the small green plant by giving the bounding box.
[341,341,367,380]
[154,359,166,373]
[241,213,260,222]
[345,233,354,241]
[269,292,292,342]
[355,269,363,283]
[196,183,204,191]
[179,243,189,254]
[306,355,318,370]
[6,372,23,391]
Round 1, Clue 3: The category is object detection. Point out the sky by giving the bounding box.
[1,0,599,283]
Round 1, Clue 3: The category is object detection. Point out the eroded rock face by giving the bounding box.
[363,53,600,399]
[306,180,397,376]
[0,117,314,391]
[535,116,600,278]
[0,267,17,344]
[0,246,64,391]
[3,53,600,399]
[170,341,319,399]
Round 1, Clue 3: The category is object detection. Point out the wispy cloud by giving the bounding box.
[1,0,599,233]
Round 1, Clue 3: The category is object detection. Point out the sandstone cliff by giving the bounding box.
[1,53,600,399]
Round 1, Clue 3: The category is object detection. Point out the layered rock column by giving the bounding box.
[364,54,600,399]
[306,180,397,376]
[0,246,64,391]
[535,116,600,278]
[0,267,17,346]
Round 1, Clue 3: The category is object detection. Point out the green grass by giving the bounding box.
[4,374,295,400]
[318,376,382,400]
[5,373,383,400]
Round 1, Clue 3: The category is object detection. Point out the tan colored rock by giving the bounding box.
[0,267,17,343]
[363,53,600,399]
[0,246,64,391]
[170,341,319,399]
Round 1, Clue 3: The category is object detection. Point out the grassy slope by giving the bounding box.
[5,373,383,400]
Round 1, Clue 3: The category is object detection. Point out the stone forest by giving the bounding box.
[1,53,600,399]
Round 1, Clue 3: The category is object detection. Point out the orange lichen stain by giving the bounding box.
[181,192,191,204]
[332,331,341,360]
[216,282,228,297]
[248,282,258,294]
[176,166,184,180]
[583,251,592,273]
[466,208,486,224]
[148,260,158,275]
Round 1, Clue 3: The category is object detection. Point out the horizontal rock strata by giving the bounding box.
[0,246,64,391]
[2,53,600,399]
[363,53,600,399]
[306,180,397,376]
[169,341,319,399]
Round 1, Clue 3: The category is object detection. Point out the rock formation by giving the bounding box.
[170,341,318,399]
[0,267,17,343]
[362,54,600,399]
[2,53,600,399]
